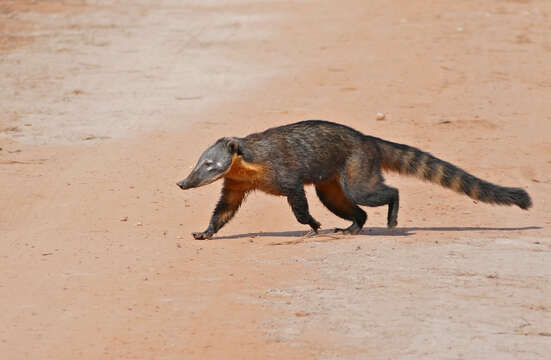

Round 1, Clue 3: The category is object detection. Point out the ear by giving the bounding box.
[227,138,240,154]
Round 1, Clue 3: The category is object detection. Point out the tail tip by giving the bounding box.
[513,188,532,210]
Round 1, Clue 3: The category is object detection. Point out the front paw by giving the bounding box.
[310,219,321,233]
[192,231,213,240]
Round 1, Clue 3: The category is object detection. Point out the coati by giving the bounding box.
[177,120,532,240]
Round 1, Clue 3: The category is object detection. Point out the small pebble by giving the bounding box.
[135,222,143,226]
[120,216,128,222]
[376,112,385,121]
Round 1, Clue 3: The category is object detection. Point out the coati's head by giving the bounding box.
[177,137,240,190]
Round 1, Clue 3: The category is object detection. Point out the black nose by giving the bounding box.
[176,181,185,189]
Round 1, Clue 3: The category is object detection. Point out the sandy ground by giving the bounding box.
[1,0,551,359]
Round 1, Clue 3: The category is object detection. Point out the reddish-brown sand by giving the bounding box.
[1,1,550,359]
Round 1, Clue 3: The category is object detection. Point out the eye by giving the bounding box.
[205,159,213,166]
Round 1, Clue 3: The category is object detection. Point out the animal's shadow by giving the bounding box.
[212,226,541,240]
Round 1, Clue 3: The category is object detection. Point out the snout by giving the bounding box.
[177,172,205,190]
[176,179,191,190]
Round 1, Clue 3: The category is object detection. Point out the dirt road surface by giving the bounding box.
[1,0,550,359]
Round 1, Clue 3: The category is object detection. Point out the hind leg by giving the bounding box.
[315,177,366,234]
[342,156,400,228]
[349,185,399,228]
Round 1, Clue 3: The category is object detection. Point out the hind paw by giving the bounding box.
[334,223,362,235]
[192,231,213,240]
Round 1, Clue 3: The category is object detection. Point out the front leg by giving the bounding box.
[193,183,247,240]
[286,187,321,233]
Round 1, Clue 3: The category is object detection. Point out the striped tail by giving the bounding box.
[375,138,532,210]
